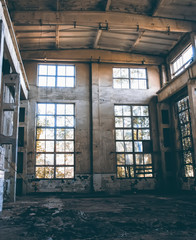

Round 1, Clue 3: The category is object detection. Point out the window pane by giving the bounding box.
[114,106,123,116]
[66,77,74,87]
[134,141,143,152]
[123,106,131,116]
[66,66,75,76]
[116,130,123,140]
[46,104,55,115]
[131,79,139,89]
[46,116,55,127]
[36,167,45,178]
[135,154,143,165]
[45,167,54,178]
[117,154,125,165]
[185,165,194,177]
[56,167,65,178]
[46,129,54,139]
[36,154,45,165]
[57,104,66,115]
[38,104,46,114]
[117,166,126,178]
[36,141,45,152]
[57,129,74,140]
[46,141,54,152]
[116,142,124,152]
[48,65,56,75]
[47,77,55,87]
[124,117,131,128]
[66,116,74,127]
[125,154,133,165]
[39,76,47,86]
[139,80,146,89]
[57,66,66,76]
[124,142,133,152]
[57,77,66,87]
[113,79,122,88]
[65,167,74,178]
[57,116,66,127]
[124,130,132,140]
[66,104,74,115]
[144,154,152,164]
[45,154,54,165]
[113,68,121,78]
[39,65,47,75]
[37,128,46,139]
[121,79,129,88]
[115,117,123,128]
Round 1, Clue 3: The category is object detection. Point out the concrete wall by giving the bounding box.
[24,60,161,193]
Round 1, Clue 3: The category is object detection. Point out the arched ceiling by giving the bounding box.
[5,0,196,57]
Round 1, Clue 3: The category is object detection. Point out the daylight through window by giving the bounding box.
[114,105,153,178]
[36,103,75,179]
[38,64,75,87]
[171,45,193,78]
[177,96,194,177]
[113,68,147,89]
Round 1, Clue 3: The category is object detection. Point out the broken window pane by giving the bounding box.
[117,154,125,165]
[117,166,126,178]
[185,165,194,177]
[115,105,152,179]
[134,141,143,152]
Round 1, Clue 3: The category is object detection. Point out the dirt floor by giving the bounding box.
[0,192,196,240]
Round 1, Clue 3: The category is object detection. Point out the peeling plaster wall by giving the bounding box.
[24,60,161,193]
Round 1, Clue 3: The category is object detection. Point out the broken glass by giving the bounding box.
[117,154,125,165]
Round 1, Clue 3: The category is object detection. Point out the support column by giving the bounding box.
[0,74,20,202]
[0,20,5,211]
[91,63,102,191]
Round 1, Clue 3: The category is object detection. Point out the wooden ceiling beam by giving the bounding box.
[130,31,145,51]
[11,11,196,33]
[152,0,164,16]
[55,25,60,49]
[105,0,112,11]
[93,29,102,48]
